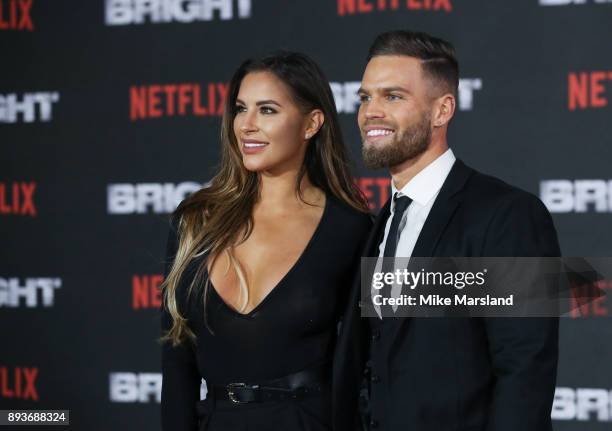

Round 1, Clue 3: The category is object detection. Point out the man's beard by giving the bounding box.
[362,112,432,170]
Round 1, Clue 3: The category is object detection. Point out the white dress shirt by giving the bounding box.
[378,148,456,259]
[373,148,456,316]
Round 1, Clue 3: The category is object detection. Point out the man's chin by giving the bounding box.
[362,144,430,170]
[362,147,396,170]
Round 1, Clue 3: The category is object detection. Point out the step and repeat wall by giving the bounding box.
[2,1,611,430]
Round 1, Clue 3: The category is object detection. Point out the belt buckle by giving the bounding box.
[227,382,248,404]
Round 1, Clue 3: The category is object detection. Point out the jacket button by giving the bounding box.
[370,419,379,428]
[371,374,380,383]
[371,330,380,341]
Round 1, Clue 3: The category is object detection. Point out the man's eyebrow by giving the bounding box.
[356,86,411,95]
[381,86,410,93]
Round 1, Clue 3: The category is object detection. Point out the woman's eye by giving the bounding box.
[235,105,246,114]
[260,106,277,114]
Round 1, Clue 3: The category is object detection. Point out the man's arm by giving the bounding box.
[482,193,560,431]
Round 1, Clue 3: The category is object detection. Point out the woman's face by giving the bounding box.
[233,71,314,175]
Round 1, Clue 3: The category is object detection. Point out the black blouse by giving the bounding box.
[160,195,372,431]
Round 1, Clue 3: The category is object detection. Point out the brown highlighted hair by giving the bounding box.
[160,51,369,347]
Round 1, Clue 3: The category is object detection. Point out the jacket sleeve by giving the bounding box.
[482,193,560,431]
[160,216,201,431]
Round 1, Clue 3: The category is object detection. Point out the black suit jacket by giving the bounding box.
[333,159,560,431]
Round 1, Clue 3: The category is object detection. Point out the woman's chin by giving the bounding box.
[242,158,268,173]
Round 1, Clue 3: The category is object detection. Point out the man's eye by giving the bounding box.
[260,106,277,114]
[387,94,401,101]
[359,95,370,103]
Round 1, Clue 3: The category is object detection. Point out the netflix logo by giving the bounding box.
[132,275,163,310]
[568,71,612,111]
[130,83,228,121]
[570,280,611,318]
[0,182,36,217]
[357,177,392,211]
[0,366,39,401]
[0,0,33,31]
[338,0,452,16]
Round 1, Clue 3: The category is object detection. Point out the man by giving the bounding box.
[332,31,560,431]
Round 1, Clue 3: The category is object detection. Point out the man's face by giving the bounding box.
[358,55,433,169]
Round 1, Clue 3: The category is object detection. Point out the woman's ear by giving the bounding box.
[304,109,325,140]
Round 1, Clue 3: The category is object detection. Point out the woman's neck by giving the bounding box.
[257,170,322,212]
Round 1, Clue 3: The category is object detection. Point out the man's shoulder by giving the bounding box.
[461,162,541,206]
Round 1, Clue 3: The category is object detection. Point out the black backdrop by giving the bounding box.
[2,1,612,430]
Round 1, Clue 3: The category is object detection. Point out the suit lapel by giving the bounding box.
[385,159,474,362]
[410,159,473,258]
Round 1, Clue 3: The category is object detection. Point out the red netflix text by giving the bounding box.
[0,366,38,400]
[130,83,228,121]
[357,177,391,211]
[568,71,612,111]
[0,0,33,31]
[0,182,36,217]
[338,0,452,16]
[132,275,163,310]
[570,280,611,318]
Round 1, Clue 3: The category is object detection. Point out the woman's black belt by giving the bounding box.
[208,361,331,405]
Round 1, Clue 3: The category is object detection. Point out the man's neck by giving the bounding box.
[390,142,449,191]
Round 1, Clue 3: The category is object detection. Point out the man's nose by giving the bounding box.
[362,98,385,120]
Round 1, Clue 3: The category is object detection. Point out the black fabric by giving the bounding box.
[194,388,334,431]
[381,193,412,259]
[380,193,412,316]
[160,194,373,431]
[333,159,561,431]
[209,382,324,404]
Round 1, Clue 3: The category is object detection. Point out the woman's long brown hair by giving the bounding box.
[160,51,369,347]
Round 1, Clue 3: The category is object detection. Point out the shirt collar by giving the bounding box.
[391,148,456,210]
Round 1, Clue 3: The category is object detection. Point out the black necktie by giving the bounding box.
[383,193,412,259]
[380,193,412,314]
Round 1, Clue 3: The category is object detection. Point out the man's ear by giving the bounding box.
[304,109,325,140]
[432,93,456,128]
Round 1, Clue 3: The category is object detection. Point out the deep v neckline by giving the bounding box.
[207,194,331,318]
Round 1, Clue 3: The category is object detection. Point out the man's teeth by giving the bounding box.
[367,129,394,137]
[244,143,267,148]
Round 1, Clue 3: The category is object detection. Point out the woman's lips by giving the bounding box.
[242,140,269,154]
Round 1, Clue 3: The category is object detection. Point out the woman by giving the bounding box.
[160,51,372,431]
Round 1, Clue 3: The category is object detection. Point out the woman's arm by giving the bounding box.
[160,217,201,431]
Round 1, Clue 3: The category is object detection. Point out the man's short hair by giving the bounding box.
[367,30,459,99]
